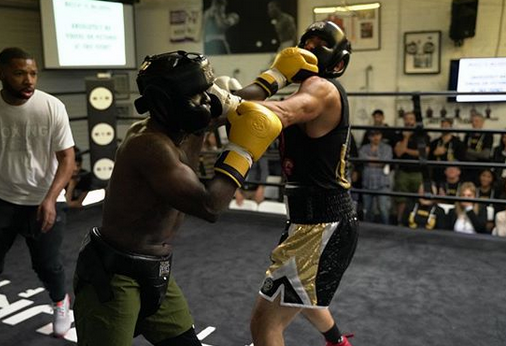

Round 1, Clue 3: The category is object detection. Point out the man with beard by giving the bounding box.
[0,47,74,337]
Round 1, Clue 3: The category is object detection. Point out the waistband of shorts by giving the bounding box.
[285,185,355,224]
[90,227,172,279]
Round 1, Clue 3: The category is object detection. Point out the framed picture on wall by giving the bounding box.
[203,0,298,55]
[404,31,441,74]
[313,2,381,51]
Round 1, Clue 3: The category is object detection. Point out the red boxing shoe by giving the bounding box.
[326,333,354,346]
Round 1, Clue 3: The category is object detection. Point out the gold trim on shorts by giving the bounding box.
[260,222,338,307]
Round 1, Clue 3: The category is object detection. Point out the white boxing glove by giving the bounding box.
[214,75,243,93]
[207,82,242,118]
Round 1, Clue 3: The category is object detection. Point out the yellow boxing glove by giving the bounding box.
[214,101,282,187]
[254,47,319,97]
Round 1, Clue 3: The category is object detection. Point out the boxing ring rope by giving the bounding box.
[222,90,506,212]
[352,125,506,135]
[352,90,506,207]
[347,189,506,205]
[347,91,506,97]
[65,89,506,209]
[349,158,506,169]
[277,90,506,99]
[205,177,506,206]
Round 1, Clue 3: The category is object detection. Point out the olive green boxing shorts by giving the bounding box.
[73,274,194,346]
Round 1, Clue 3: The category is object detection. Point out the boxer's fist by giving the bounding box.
[214,76,242,92]
[227,102,282,161]
[274,48,319,83]
[254,47,319,97]
[207,82,242,118]
[214,101,282,187]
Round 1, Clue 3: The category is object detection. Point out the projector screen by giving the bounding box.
[40,0,137,69]
[455,57,506,102]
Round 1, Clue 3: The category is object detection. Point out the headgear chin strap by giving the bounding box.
[135,51,215,134]
[298,21,351,78]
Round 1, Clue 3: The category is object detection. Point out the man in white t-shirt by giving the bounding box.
[0,47,75,337]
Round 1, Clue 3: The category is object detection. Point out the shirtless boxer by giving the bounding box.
[72,51,284,346]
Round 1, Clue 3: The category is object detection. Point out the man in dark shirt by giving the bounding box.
[463,112,493,183]
[392,111,430,223]
[401,183,447,230]
[361,109,395,146]
[428,118,465,185]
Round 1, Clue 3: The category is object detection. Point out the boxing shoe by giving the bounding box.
[326,334,354,346]
[52,294,71,337]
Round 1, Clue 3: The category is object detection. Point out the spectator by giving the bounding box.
[392,111,430,224]
[492,207,506,237]
[446,182,489,234]
[463,113,493,183]
[493,178,506,216]
[475,168,497,232]
[437,165,463,200]
[491,132,506,184]
[65,147,92,209]
[428,118,466,185]
[361,109,395,146]
[401,183,447,230]
[234,157,269,205]
[359,130,392,224]
[476,168,497,202]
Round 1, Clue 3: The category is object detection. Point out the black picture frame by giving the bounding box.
[404,30,441,74]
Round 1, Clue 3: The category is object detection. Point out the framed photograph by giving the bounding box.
[313,2,381,51]
[404,31,441,74]
[203,0,298,55]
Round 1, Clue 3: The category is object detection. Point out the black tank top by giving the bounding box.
[279,78,351,191]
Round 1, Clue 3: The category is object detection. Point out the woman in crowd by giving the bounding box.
[446,182,489,234]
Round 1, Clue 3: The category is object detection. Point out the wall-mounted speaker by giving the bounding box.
[450,0,479,43]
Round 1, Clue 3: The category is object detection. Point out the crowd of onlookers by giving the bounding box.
[194,108,506,236]
[351,109,506,237]
[72,108,506,237]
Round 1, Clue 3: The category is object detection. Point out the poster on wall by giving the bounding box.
[313,2,381,51]
[404,31,441,74]
[202,0,297,55]
[169,3,202,42]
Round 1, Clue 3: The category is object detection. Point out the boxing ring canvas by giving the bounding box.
[404,31,442,74]
[1,207,506,346]
[313,2,381,51]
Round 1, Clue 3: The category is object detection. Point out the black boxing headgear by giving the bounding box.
[298,21,351,78]
[134,51,215,133]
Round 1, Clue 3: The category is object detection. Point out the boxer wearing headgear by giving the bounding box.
[73,50,281,346]
[134,51,215,134]
[228,21,358,346]
[298,21,351,78]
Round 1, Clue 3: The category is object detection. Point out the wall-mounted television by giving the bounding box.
[40,0,137,70]
[448,57,506,103]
